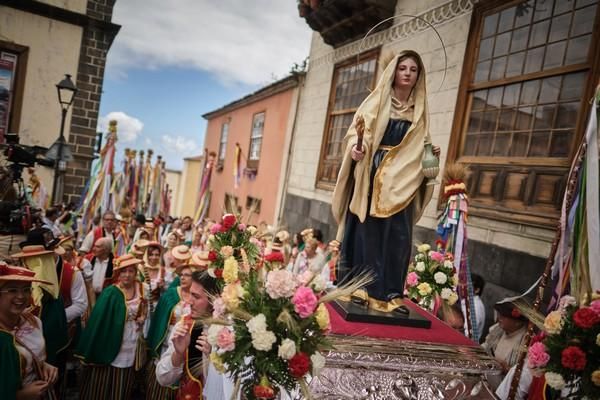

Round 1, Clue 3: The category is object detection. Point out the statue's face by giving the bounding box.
[394,57,419,91]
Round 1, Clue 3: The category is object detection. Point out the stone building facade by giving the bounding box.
[283,0,600,328]
[0,0,119,204]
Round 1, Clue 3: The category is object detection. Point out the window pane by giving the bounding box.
[481,110,499,131]
[565,34,591,64]
[543,41,566,69]
[468,112,482,132]
[477,133,493,155]
[555,101,579,128]
[555,0,573,15]
[533,0,553,22]
[534,104,556,129]
[493,132,511,156]
[548,13,571,43]
[516,106,534,130]
[511,26,530,52]
[499,108,516,131]
[475,60,491,82]
[515,1,534,27]
[510,132,529,156]
[472,90,487,110]
[498,7,516,32]
[503,83,520,106]
[521,80,540,104]
[479,38,494,61]
[528,131,550,156]
[506,52,525,77]
[490,56,507,80]
[494,31,512,57]
[571,5,597,36]
[549,130,571,157]
[529,20,550,47]
[524,47,544,73]
[539,76,560,103]
[463,134,478,156]
[560,71,586,100]
[482,13,499,37]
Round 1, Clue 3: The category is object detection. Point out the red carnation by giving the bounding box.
[265,252,284,263]
[214,269,223,279]
[561,346,587,371]
[208,251,218,262]
[288,352,310,378]
[573,307,600,329]
[253,376,276,399]
[222,214,237,230]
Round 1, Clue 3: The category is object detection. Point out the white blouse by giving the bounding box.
[111,286,143,368]
[14,316,46,384]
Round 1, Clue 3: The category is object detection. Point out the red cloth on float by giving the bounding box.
[327,301,477,347]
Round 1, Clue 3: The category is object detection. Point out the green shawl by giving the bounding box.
[0,330,21,399]
[40,290,69,365]
[75,285,126,365]
[146,287,181,358]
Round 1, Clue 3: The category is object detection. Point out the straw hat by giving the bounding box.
[0,263,52,284]
[275,230,290,243]
[172,245,192,261]
[146,241,162,250]
[58,236,75,250]
[12,245,54,259]
[130,244,145,257]
[114,254,142,271]
[135,239,150,249]
[189,251,210,269]
[494,298,528,322]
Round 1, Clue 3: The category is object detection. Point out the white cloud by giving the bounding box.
[107,0,312,85]
[161,134,199,156]
[97,111,144,142]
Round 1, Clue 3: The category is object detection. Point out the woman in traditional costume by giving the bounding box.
[0,263,58,399]
[145,252,209,400]
[332,50,439,313]
[142,241,165,309]
[76,254,148,400]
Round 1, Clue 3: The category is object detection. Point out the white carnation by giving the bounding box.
[415,262,426,272]
[246,314,267,334]
[251,330,277,352]
[311,352,326,375]
[207,324,224,346]
[277,338,296,360]
[434,271,448,284]
[444,260,453,269]
[440,287,453,300]
[311,275,327,292]
[544,372,566,390]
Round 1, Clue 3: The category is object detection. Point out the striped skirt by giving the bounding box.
[145,362,177,400]
[79,365,135,400]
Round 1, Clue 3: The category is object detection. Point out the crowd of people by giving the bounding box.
[0,206,346,399]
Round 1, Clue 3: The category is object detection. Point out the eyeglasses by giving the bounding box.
[180,273,193,278]
[0,287,34,296]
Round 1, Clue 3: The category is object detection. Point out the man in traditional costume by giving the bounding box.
[76,255,148,400]
[155,270,218,399]
[82,237,115,300]
[332,50,439,314]
[79,210,117,254]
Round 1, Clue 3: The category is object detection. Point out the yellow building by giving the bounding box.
[0,0,120,204]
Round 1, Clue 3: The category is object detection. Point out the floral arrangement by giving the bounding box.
[526,295,600,398]
[405,243,459,310]
[206,213,262,283]
[205,214,367,399]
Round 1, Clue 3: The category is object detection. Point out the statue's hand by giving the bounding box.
[351,145,365,161]
[356,115,365,137]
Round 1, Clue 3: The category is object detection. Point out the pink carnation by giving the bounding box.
[216,327,236,352]
[527,342,550,369]
[238,223,246,231]
[590,300,600,316]
[296,270,314,287]
[406,271,419,287]
[210,223,222,234]
[430,251,444,262]
[265,269,296,299]
[292,286,318,318]
[212,297,226,318]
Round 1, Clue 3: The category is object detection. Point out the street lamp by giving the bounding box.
[49,74,77,204]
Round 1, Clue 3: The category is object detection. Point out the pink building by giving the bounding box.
[202,74,304,226]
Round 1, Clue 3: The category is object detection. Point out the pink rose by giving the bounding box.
[210,223,222,234]
[238,223,246,231]
[292,286,318,318]
[406,271,419,287]
[216,326,236,352]
[590,300,600,316]
[430,251,444,262]
[266,270,296,299]
[527,342,550,369]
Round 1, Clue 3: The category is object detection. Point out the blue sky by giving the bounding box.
[97,0,312,170]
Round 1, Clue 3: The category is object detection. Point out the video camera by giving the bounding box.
[0,133,53,234]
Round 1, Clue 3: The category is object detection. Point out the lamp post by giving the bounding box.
[50,74,77,204]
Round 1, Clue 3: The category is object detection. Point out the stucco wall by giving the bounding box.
[0,6,83,194]
[37,0,87,14]
[204,86,297,226]
[285,0,554,258]
[175,158,202,219]
[165,169,181,217]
